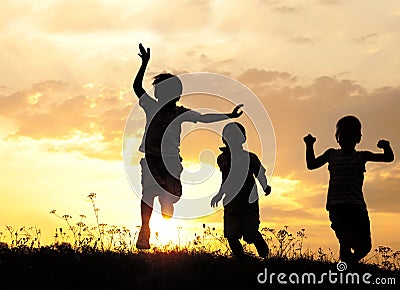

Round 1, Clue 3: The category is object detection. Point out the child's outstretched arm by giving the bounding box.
[133,43,150,98]
[304,134,332,170]
[363,140,394,162]
[198,104,244,123]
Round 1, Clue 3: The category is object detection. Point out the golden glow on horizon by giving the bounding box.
[149,215,183,246]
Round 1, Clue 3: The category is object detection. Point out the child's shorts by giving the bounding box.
[328,204,371,248]
[224,203,260,243]
[140,155,183,203]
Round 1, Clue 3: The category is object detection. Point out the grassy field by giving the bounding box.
[1,194,398,289]
[0,244,399,290]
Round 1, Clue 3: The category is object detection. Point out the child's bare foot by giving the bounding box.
[136,227,150,249]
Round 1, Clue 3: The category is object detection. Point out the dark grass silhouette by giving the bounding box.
[0,244,399,290]
[2,195,397,289]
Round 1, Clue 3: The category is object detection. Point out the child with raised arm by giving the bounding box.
[133,43,244,249]
[211,122,271,259]
[304,115,394,264]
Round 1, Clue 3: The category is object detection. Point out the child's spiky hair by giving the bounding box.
[152,73,182,103]
[152,73,177,85]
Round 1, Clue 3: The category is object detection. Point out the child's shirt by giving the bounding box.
[327,149,367,210]
[217,147,266,208]
[139,93,201,157]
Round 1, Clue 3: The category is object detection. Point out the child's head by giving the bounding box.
[222,122,246,148]
[335,115,362,150]
[153,73,182,105]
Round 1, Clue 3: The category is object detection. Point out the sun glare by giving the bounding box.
[149,214,183,246]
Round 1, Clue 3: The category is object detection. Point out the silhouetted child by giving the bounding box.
[304,115,394,264]
[211,122,271,259]
[133,43,244,249]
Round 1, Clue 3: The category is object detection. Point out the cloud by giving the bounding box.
[22,0,136,33]
[318,0,344,5]
[200,54,212,64]
[238,68,297,86]
[310,76,366,100]
[0,81,133,160]
[0,80,69,117]
[24,0,214,34]
[352,33,379,44]
[362,163,400,213]
[261,0,302,13]
[274,5,300,13]
[261,206,318,221]
[289,36,314,44]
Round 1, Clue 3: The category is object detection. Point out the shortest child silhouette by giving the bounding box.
[211,122,271,260]
[304,115,394,264]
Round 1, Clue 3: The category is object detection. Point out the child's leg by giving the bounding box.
[140,157,155,229]
[154,156,183,219]
[338,236,353,263]
[159,194,180,219]
[352,242,371,262]
[224,206,243,258]
[137,157,157,249]
[140,199,153,229]
[329,206,354,263]
[253,232,269,258]
[158,188,181,220]
[136,195,155,250]
[351,207,372,262]
[242,204,268,258]
[243,230,269,258]
[227,237,244,259]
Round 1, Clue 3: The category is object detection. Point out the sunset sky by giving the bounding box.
[1,0,399,254]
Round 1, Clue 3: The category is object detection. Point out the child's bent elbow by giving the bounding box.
[387,156,395,162]
[133,87,145,98]
[306,164,317,170]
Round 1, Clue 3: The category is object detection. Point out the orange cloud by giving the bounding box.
[0,81,133,160]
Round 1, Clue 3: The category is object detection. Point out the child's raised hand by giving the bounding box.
[304,134,316,145]
[264,185,271,196]
[229,104,244,119]
[377,139,390,149]
[138,43,150,62]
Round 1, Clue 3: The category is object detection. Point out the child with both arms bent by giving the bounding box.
[304,115,394,264]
